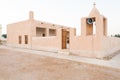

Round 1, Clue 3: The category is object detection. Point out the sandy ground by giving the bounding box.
[0,48,120,80]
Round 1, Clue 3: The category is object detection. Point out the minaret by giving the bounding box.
[81,2,107,36]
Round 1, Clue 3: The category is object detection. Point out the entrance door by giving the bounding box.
[62,29,67,49]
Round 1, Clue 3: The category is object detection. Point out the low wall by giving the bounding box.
[70,36,101,58]
[32,36,61,52]
[101,37,120,57]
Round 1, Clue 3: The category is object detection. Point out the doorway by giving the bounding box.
[61,29,70,49]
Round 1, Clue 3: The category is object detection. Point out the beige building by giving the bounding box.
[7,11,70,52]
[69,5,120,58]
[7,5,120,59]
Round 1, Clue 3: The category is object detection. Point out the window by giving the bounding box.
[36,27,46,37]
[18,36,22,44]
[25,35,28,44]
[49,29,56,36]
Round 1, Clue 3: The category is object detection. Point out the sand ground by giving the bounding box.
[0,47,120,80]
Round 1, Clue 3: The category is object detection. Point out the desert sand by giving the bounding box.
[0,48,120,80]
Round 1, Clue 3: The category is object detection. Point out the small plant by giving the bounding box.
[2,34,7,38]
[111,34,120,38]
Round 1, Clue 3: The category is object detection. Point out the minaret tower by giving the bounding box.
[81,2,107,37]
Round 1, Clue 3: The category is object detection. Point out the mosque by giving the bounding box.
[7,3,120,59]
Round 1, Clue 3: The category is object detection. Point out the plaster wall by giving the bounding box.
[31,20,67,36]
[7,17,67,51]
[70,29,120,58]
[101,37,120,57]
[70,28,102,58]
[32,28,62,52]
[7,20,32,48]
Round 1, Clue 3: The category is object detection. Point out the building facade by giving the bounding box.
[7,11,70,52]
[7,5,120,59]
[69,5,120,58]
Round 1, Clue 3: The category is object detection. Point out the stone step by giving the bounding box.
[58,49,70,55]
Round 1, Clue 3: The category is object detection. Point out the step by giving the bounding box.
[58,49,70,55]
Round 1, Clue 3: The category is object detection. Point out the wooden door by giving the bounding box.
[62,29,67,49]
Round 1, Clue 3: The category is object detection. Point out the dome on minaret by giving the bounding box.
[89,2,100,17]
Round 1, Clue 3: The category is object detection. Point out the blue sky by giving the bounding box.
[0,0,120,35]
